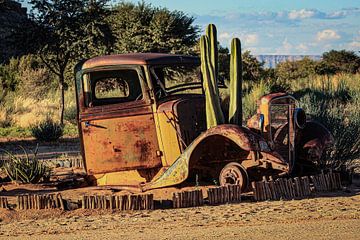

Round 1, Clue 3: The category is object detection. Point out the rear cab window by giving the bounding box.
[84,68,144,107]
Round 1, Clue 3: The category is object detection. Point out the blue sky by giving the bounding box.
[124,0,360,55]
[25,0,360,55]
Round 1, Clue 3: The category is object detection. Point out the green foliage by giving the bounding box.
[64,105,77,125]
[218,48,264,83]
[294,74,360,169]
[275,57,317,82]
[17,54,56,98]
[242,51,264,82]
[1,146,50,184]
[31,118,64,141]
[0,126,32,138]
[29,0,113,124]
[63,124,79,137]
[242,81,270,120]
[298,92,360,169]
[321,50,360,74]
[218,45,230,83]
[109,1,199,54]
[0,58,20,93]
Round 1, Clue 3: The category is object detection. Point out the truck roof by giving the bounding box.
[82,53,200,70]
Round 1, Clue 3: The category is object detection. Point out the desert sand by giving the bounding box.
[1,190,359,240]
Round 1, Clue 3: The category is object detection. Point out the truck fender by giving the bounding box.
[296,121,334,161]
[141,124,268,191]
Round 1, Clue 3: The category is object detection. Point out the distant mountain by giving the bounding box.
[255,55,322,68]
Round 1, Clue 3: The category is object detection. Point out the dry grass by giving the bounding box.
[0,89,76,128]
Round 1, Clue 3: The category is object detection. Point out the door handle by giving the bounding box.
[84,121,107,129]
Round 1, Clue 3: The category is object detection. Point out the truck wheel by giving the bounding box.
[219,162,249,191]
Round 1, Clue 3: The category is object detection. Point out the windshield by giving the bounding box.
[150,64,202,97]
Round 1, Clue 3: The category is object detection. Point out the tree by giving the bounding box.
[29,0,113,124]
[275,57,317,81]
[322,50,360,74]
[108,1,199,54]
[242,51,264,82]
[218,48,264,83]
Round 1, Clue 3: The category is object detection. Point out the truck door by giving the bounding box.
[79,67,162,175]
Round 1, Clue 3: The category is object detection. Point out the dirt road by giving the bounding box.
[1,192,359,239]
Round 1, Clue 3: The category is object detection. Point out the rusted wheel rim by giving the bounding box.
[219,164,245,187]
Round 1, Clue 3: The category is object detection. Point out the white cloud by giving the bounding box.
[274,38,293,54]
[288,9,316,20]
[316,29,341,41]
[296,43,309,53]
[218,32,259,47]
[243,34,259,46]
[282,38,292,52]
[218,32,232,43]
[349,41,360,48]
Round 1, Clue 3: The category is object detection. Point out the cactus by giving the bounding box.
[229,38,243,125]
[200,35,225,129]
[1,145,50,183]
[206,24,219,96]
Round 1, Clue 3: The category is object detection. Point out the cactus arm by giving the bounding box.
[229,38,243,126]
[206,24,219,96]
[200,35,225,129]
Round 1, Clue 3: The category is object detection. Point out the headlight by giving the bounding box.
[294,108,306,129]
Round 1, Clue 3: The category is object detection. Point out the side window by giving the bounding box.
[89,69,143,106]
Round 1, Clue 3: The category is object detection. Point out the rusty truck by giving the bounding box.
[74,53,333,191]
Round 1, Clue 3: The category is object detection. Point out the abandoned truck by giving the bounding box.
[74,53,333,191]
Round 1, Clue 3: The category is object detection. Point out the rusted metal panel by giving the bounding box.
[142,124,283,190]
[82,53,200,70]
[81,110,162,175]
[296,121,334,162]
[173,96,206,150]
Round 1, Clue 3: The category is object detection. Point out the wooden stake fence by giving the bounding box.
[172,189,204,208]
[69,158,84,168]
[16,193,64,210]
[207,185,241,205]
[252,172,342,201]
[310,171,342,192]
[82,194,154,210]
[0,197,9,209]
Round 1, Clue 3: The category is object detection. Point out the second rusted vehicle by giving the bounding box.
[74,53,333,191]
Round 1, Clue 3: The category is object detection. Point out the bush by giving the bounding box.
[1,146,50,184]
[296,76,360,170]
[31,118,64,141]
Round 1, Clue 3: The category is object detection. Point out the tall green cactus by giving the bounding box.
[200,35,225,129]
[206,24,219,96]
[229,38,243,125]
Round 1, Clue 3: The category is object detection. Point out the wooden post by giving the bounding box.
[199,190,204,206]
[336,173,342,189]
[294,177,302,198]
[56,193,64,210]
[17,196,21,210]
[47,195,52,209]
[256,181,263,201]
[3,198,8,209]
[82,196,87,209]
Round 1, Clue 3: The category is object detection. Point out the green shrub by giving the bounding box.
[31,118,64,141]
[64,104,77,124]
[1,146,50,184]
[296,81,360,170]
[0,126,32,138]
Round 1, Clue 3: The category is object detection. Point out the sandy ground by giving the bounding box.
[1,138,360,239]
[1,191,359,240]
